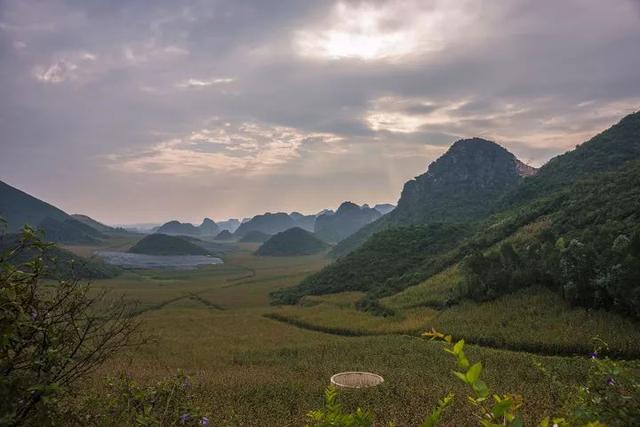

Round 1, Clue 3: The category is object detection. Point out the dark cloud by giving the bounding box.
[0,0,639,223]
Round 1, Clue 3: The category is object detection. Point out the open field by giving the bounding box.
[78,238,640,426]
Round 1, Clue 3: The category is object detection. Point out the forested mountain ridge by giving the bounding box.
[273,111,640,316]
[331,138,536,257]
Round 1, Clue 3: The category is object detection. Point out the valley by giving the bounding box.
[54,234,636,426]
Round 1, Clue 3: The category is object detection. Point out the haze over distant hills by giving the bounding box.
[314,202,381,243]
[154,218,220,237]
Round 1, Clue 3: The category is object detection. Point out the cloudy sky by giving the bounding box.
[1,0,639,224]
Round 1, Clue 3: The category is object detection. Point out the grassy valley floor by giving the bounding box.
[78,240,640,426]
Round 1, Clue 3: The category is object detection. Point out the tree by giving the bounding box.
[0,225,139,426]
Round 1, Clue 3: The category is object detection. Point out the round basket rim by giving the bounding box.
[330,371,385,389]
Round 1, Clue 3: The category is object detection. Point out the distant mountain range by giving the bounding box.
[154,218,220,237]
[314,202,381,243]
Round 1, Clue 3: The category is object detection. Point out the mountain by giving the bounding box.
[503,110,640,206]
[71,214,125,234]
[198,218,220,236]
[272,111,640,313]
[331,138,536,257]
[129,234,212,256]
[0,180,116,244]
[155,218,218,237]
[234,212,297,237]
[255,227,329,256]
[214,230,234,240]
[373,204,395,215]
[217,218,241,233]
[37,217,107,245]
[155,220,200,236]
[314,202,381,243]
[290,212,316,232]
[238,230,271,243]
[0,180,70,232]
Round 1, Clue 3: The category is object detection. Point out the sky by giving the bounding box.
[1,0,639,225]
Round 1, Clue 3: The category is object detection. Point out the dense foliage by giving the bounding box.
[128,233,212,256]
[0,232,119,280]
[63,373,210,426]
[461,162,640,318]
[0,227,138,426]
[256,227,329,256]
[271,223,471,304]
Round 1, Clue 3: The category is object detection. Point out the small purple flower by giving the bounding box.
[179,413,190,425]
[199,417,209,427]
[588,351,598,359]
[607,377,615,386]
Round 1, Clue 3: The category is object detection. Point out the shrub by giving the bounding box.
[0,226,139,426]
[63,372,210,426]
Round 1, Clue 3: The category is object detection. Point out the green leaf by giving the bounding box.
[472,380,489,398]
[466,362,482,384]
[453,339,464,354]
[490,397,512,418]
[452,371,468,383]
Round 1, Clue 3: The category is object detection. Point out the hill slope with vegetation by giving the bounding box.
[331,138,536,257]
[256,227,329,256]
[128,234,212,256]
[273,111,640,319]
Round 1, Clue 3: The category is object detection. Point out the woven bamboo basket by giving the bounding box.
[330,372,384,389]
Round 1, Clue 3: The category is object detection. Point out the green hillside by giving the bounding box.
[272,111,640,319]
[37,216,106,245]
[256,227,329,256]
[271,223,470,304]
[128,234,212,256]
[0,232,119,280]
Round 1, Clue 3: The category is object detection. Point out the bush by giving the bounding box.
[0,226,139,426]
[63,372,210,426]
